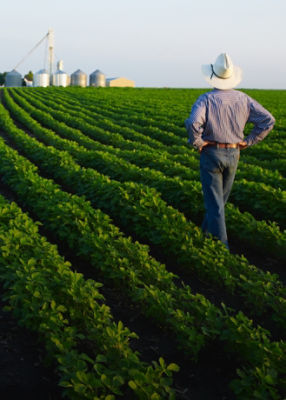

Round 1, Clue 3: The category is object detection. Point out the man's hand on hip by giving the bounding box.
[238,141,248,150]
[199,141,215,153]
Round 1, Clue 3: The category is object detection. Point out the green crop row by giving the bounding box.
[28,87,286,165]
[17,87,200,174]
[0,195,178,400]
[15,88,286,230]
[26,89,175,152]
[19,87,286,185]
[241,154,286,177]
[66,87,285,145]
[70,87,286,161]
[8,88,286,258]
[68,87,286,169]
[31,86,188,138]
[20,87,286,194]
[1,98,286,336]
[59,95,186,146]
[32,86,282,153]
[0,106,286,399]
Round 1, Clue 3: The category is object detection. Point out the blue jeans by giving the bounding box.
[200,146,240,248]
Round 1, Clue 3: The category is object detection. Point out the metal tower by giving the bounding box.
[48,28,54,84]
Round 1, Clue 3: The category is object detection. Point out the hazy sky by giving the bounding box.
[1,0,285,88]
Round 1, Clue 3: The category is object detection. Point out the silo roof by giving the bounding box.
[72,69,86,75]
[90,69,105,76]
[7,69,21,76]
[55,70,67,74]
[35,69,49,74]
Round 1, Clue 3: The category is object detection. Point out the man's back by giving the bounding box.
[198,89,250,143]
[186,89,275,149]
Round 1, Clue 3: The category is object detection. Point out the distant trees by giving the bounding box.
[24,70,33,82]
[0,72,7,85]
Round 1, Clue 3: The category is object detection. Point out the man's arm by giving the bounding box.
[185,95,208,151]
[244,97,275,146]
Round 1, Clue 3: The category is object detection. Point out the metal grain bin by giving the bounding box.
[89,69,106,87]
[5,70,22,87]
[33,69,50,87]
[71,69,87,87]
[53,70,69,87]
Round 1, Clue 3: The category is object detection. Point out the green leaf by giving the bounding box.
[264,374,275,385]
[167,363,180,372]
[159,357,166,368]
[96,354,107,363]
[128,381,137,390]
[151,394,161,400]
[59,380,72,388]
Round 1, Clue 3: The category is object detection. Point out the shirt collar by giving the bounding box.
[212,88,235,92]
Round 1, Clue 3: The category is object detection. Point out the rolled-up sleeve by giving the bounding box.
[185,95,207,150]
[245,97,275,146]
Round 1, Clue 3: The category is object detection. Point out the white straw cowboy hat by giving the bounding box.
[202,53,242,90]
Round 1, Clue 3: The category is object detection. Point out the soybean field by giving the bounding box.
[0,87,285,400]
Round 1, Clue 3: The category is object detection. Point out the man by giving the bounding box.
[185,53,275,249]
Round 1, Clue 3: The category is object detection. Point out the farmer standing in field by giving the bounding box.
[185,53,275,249]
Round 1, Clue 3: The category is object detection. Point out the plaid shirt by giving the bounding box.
[185,89,275,150]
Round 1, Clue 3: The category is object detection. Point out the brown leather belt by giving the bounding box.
[207,142,239,149]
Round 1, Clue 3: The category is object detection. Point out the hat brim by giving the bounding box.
[201,64,242,90]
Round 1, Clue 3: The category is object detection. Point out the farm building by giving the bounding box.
[106,77,135,87]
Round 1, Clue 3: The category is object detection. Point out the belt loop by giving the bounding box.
[216,143,219,149]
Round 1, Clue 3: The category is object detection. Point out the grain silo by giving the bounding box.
[5,70,22,87]
[53,70,69,86]
[89,69,106,87]
[53,60,69,87]
[33,69,50,87]
[71,69,87,87]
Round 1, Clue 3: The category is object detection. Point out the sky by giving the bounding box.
[1,0,286,89]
